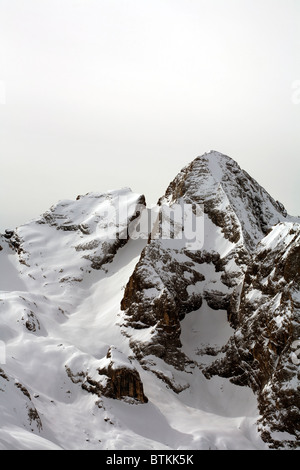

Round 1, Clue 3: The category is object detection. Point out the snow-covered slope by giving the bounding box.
[0,152,298,450]
[0,189,151,449]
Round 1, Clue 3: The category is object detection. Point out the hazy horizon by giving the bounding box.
[1,0,299,232]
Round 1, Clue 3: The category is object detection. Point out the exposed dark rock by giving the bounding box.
[65,366,86,384]
[97,346,148,403]
[4,229,14,239]
[0,368,9,381]
[15,382,31,399]
[13,381,43,431]
[121,240,204,369]
[23,310,41,332]
[203,289,231,311]
[283,244,300,283]
[80,347,148,404]
[83,237,128,270]
[27,407,43,431]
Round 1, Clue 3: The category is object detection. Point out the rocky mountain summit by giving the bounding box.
[0,151,299,450]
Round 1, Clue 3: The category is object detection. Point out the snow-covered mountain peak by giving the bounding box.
[0,153,299,450]
[160,151,292,251]
[4,188,145,279]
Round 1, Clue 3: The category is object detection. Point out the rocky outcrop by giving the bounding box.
[82,347,148,403]
[121,241,204,370]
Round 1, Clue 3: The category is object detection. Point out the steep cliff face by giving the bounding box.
[121,151,290,374]
[205,222,300,448]
[120,151,299,446]
[121,240,205,369]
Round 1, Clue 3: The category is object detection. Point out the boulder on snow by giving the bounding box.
[83,347,148,404]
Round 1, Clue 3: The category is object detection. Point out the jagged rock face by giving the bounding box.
[120,151,300,445]
[82,347,148,403]
[121,151,289,374]
[205,222,300,448]
[121,241,204,369]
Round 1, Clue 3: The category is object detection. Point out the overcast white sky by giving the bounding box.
[0,0,299,231]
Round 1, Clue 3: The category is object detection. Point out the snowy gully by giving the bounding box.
[105,454,194,466]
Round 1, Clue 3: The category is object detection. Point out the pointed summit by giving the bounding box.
[160,151,292,250]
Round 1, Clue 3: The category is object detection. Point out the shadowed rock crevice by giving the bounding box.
[77,347,148,404]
